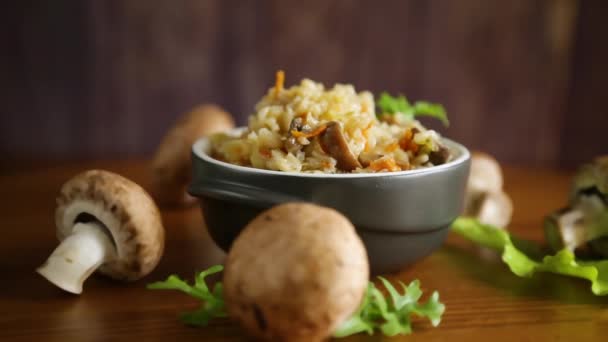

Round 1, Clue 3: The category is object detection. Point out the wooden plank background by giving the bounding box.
[1,0,605,166]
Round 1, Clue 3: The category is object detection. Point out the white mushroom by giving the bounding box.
[464,152,513,227]
[467,152,503,194]
[545,155,608,255]
[37,170,165,294]
[223,203,369,341]
[152,104,235,207]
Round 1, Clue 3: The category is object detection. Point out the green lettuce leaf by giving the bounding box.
[451,217,608,295]
[377,92,449,126]
[147,265,227,326]
[149,266,445,337]
[334,277,445,338]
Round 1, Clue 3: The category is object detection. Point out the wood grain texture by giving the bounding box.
[2,0,605,166]
[2,160,608,341]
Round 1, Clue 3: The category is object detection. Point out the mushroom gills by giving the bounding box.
[74,212,117,248]
[37,221,116,294]
[577,186,607,205]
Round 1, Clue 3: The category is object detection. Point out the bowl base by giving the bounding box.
[357,226,450,274]
[200,197,450,275]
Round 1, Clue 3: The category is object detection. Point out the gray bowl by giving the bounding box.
[189,130,470,274]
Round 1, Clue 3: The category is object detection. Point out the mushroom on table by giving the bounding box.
[545,155,608,256]
[37,170,165,294]
[463,152,513,228]
[223,203,369,342]
[152,104,235,207]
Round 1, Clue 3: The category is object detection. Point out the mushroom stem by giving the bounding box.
[544,208,586,252]
[545,204,608,254]
[37,222,115,294]
[464,190,513,228]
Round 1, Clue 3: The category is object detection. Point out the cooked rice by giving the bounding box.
[210,73,450,173]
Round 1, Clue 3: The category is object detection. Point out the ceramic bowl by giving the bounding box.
[189,129,470,273]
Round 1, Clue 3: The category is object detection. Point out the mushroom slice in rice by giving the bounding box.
[319,121,362,172]
[429,144,451,165]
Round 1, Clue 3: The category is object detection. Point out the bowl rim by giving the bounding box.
[192,127,470,179]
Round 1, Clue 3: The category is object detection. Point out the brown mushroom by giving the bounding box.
[428,144,451,165]
[223,203,369,341]
[37,170,165,294]
[319,121,362,172]
[152,104,235,207]
[464,152,513,227]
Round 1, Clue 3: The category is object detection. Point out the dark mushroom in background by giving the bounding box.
[319,121,362,172]
[152,104,234,207]
[223,203,369,342]
[463,152,513,227]
[37,170,165,294]
[545,156,608,257]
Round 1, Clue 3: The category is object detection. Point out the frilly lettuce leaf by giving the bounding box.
[147,265,227,325]
[334,277,445,338]
[451,217,608,295]
[149,266,445,337]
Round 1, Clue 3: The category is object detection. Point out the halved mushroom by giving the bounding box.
[463,152,513,227]
[152,104,235,207]
[37,170,165,294]
[319,121,362,172]
[545,156,608,255]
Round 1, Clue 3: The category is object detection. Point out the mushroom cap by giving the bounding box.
[55,170,165,281]
[571,155,608,201]
[223,203,369,342]
[468,152,504,194]
[152,104,235,206]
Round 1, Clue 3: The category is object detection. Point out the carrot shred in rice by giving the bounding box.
[385,142,399,152]
[369,157,401,172]
[290,124,327,138]
[259,148,272,158]
[410,142,419,154]
[399,129,419,154]
[295,111,309,124]
[274,70,285,97]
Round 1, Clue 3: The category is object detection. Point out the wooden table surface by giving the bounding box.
[2,161,608,341]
